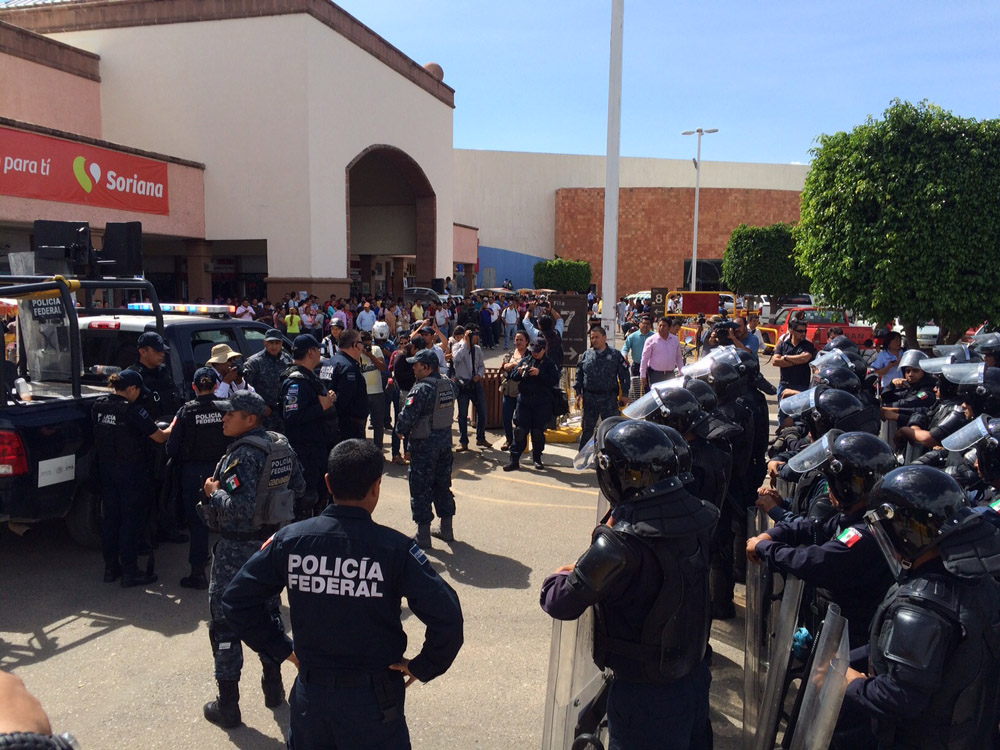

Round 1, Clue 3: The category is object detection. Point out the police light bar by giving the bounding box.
[128,302,235,315]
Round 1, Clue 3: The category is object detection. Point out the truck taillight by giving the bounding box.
[0,431,29,477]
[88,321,121,330]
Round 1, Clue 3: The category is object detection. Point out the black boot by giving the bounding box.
[120,565,157,588]
[415,524,432,550]
[261,661,285,708]
[203,679,241,728]
[438,516,454,542]
[180,566,208,590]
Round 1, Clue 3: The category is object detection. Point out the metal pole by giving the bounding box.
[601,0,624,346]
[690,132,702,291]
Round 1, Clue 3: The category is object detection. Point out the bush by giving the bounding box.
[533,259,592,293]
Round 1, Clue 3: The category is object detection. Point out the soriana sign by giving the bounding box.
[0,126,169,215]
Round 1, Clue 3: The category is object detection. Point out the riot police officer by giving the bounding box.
[747,431,898,648]
[880,349,936,423]
[843,465,1000,749]
[395,348,457,549]
[281,334,336,518]
[244,328,292,432]
[198,390,305,728]
[540,418,719,749]
[92,370,171,587]
[165,367,232,589]
[221,439,464,749]
[942,415,1000,505]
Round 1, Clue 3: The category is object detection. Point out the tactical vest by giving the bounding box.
[870,573,1000,750]
[410,376,456,440]
[592,523,712,684]
[178,398,231,463]
[285,367,339,443]
[689,437,731,510]
[212,431,296,528]
[92,395,143,464]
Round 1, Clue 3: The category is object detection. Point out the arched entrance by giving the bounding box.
[346,145,436,299]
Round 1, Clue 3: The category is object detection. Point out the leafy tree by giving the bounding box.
[533,258,592,293]
[721,222,810,302]
[797,99,1000,343]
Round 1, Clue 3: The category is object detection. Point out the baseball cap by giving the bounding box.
[418,326,435,335]
[137,331,168,352]
[192,366,220,387]
[263,329,283,342]
[406,349,439,367]
[531,340,547,354]
[116,369,149,393]
[292,334,321,358]
[214,390,267,417]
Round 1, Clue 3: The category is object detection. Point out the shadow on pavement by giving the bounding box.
[425,539,532,589]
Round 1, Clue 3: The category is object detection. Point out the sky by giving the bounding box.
[334,0,1000,165]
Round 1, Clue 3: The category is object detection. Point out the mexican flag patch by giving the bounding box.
[837,527,862,548]
[990,498,1000,513]
[225,475,241,492]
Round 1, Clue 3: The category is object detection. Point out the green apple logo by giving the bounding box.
[73,156,101,194]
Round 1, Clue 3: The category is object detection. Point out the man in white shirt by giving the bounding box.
[434,303,451,336]
[356,302,376,333]
[451,326,489,451]
[235,298,255,321]
[502,301,520,349]
[488,298,502,351]
[206,343,256,398]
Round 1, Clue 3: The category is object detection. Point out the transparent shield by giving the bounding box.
[16,296,78,382]
[788,604,851,750]
[574,437,597,471]
[743,508,774,747]
[942,415,990,452]
[779,387,819,416]
[540,608,609,750]
[787,433,834,474]
[931,344,974,360]
[919,355,951,375]
[752,575,806,750]
[941,362,986,385]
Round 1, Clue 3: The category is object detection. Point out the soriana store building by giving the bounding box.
[0,0,458,301]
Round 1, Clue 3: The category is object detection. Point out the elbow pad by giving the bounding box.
[567,527,633,597]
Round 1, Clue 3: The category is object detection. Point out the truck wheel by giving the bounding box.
[65,487,102,549]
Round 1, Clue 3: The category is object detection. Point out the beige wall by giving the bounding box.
[0,52,102,138]
[453,224,478,265]
[53,13,454,283]
[453,149,810,259]
[351,205,416,256]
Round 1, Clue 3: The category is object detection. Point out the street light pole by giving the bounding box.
[681,127,718,291]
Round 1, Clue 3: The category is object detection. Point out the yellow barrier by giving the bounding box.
[756,326,780,354]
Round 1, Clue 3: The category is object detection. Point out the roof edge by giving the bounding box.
[0,17,100,80]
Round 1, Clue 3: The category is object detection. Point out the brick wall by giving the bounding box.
[555,187,801,295]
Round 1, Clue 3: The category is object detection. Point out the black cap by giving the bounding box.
[137,332,168,352]
[263,329,283,342]
[192,366,220,387]
[116,369,149,394]
[292,334,320,358]
[406,349,439,367]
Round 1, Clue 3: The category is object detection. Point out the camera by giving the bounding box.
[712,320,739,343]
[232,359,245,377]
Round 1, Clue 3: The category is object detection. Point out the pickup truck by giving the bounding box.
[0,278,286,547]
[773,307,875,350]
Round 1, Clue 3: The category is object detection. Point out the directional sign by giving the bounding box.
[549,294,590,367]
[650,287,669,317]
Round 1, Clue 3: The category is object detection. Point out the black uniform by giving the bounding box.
[281,364,337,516]
[127,361,182,422]
[222,504,464,749]
[323,352,369,440]
[165,394,231,570]
[509,353,560,465]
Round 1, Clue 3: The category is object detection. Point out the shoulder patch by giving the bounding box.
[287,383,299,394]
[837,527,862,548]
[225,474,241,492]
[409,542,429,566]
[405,394,416,407]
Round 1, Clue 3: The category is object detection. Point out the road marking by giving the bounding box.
[482,474,596,495]
[455,490,593,511]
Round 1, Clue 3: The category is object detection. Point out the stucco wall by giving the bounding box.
[453,149,809,260]
[0,52,101,138]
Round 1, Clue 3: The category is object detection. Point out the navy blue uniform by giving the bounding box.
[509,354,560,464]
[222,504,464,749]
[324,352,368,440]
[282,365,336,515]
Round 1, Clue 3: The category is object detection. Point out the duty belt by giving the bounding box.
[299,667,402,723]
[220,525,279,542]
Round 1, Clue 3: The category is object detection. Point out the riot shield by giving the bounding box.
[540,607,610,750]
[751,574,806,750]
[743,508,773,746]
[788,604,850,750]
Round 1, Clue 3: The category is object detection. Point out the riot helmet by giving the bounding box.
[865,465,970,580]
[594,417,691,505]
[681,346,741,379]
[734,348,761,382]
[637,386,706,434]
[372,321,390,341]
[944,363,1000,418]
[788,430,897,509]
[923,347,979,375]
[622,377,685,420]
[812,364,861,394]
[943,415,1000,485]
[684,378,718,413]
[897,348,928,373]
[971,332,1000,368]
[812,347,868,381]
[702,360,744,401]
[780,386,877,438]
[824,335,859,353]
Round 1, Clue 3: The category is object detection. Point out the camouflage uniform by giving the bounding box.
[396,373,457,524]
[575,345,629,448]
[205,426,306,680]
[244,348,293,432]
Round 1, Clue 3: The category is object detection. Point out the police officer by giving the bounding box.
[324,329,370,441]
[244,329,292,432]
[281,334,336,518]
[880,350,936,422]
[504,339,560,472]
[843,465,1000,749]
[395,348,457,549]
[747,431,898,648]
[540,418,719,749]
[575,324,630,448]
[198,390,305,727]
[92,370,171,587]
[221,439,464,749]
[165,367,232,589]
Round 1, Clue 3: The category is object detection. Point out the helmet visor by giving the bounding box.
[941,362,985,385]
[812,349,851,371]
[574,436,597,471]
[622,377,684,419]
[779,387,819,416]
[681,346,740,377]
[864,506,906,582]
[932,344,973,360]
[787,432,835,474]
[920,355,951,375]
[941,414,990,452]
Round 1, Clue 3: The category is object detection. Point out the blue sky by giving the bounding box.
[336,1,1000,165]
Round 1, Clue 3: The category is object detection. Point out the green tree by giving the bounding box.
[797,99,1000,343]
[533,258,592,293]
[721,222,810,302]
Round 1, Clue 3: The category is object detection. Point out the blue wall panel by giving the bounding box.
[476,245,544,290]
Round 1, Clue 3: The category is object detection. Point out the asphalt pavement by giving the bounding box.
[0,344,778,749]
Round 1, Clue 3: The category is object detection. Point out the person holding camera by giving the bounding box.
[358,331,387,450]
[452,325,490,452]
[504,339,560,471]
[640,317,684,391]
[207,344,256,399]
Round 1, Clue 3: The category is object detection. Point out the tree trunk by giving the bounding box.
[902,320,920,350]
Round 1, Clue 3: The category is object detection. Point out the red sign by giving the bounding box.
[0,126,169,215]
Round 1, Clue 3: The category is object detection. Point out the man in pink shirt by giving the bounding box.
[640,317,685,390]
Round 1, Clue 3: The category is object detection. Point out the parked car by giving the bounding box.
[402,286,444,307]
[892,320,939,349]
[773,306,874,349]
[759,294,815,323]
